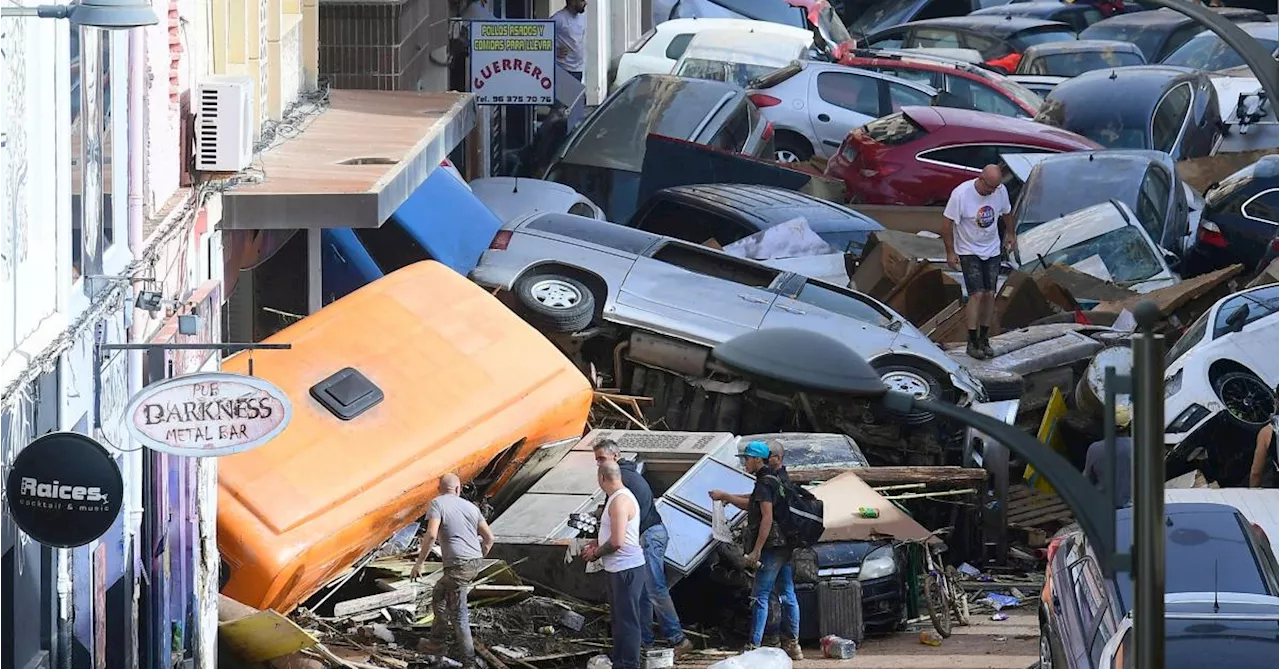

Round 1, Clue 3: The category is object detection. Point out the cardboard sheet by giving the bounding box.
[810,472,937,544]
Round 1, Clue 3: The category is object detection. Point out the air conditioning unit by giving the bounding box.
[195,75,254,172]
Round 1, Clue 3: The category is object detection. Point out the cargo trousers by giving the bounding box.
[429,558,483,666]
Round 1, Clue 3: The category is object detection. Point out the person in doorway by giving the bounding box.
[1248,409,1278,488]
[583,461,647,669]
[709,441,803,660]
[411,473,496,669]
[1083,405,1134,508]
[592,440,693,657]
[552,0,588,81]
[943,164,1015,361]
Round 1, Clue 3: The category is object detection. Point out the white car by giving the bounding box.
[672,28,813,89]
[470,178,604,223]
[610,18,812,90]
[1016,200,1180,294]
[746,60,941,162]
[1164,284,1279,456]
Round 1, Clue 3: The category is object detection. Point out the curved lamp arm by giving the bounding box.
[884,391,1116,569]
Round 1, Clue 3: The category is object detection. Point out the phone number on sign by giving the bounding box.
[480,95,554,104]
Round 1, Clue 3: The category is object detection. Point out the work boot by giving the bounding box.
[981,337,996,359]
[781,639,804,661]
[672,639,693,660]
[761,635,780,648]
[966,340,988,360]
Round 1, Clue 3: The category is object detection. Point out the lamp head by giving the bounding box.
[65,0,159,28]
[712,328,888,397]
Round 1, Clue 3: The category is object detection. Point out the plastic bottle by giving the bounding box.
[857,506,879,519]
[919,630,943,647]
[586,654,613,669]
[820,635,858,659]
[707,647,793,669]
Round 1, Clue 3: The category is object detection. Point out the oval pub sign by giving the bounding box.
[123,372,292,457]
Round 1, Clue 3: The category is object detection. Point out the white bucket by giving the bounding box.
[643,648,674,669]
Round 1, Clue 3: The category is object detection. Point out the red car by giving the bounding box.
[838,48,1044,119]
[824,106,1102,206]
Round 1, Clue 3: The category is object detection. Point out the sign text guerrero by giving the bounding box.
[469,20,556,105]
[123,372,292,457]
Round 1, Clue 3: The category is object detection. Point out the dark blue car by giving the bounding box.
[1185,155,1279,279]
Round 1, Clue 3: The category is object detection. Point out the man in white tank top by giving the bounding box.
[582,461,647,669]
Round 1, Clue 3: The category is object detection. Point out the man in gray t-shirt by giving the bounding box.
[412,473,494,669]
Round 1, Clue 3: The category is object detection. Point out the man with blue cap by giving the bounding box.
[709,441,803,659]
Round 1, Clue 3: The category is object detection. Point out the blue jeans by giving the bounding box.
[750,549,799,645]
[641,524,685,645]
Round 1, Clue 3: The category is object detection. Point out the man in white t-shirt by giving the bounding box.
[943,164,1015,360]
[551,0,588,81]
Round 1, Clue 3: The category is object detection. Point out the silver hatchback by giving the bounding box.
[747,60,941,163]
[470,212,987,411]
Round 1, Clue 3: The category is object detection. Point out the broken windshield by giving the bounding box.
[1018,205,1164,284]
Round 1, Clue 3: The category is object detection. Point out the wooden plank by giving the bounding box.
[1011,506,1076,528]
[476,644,510,669]
[789,466,987,487]
[333,586,420,618]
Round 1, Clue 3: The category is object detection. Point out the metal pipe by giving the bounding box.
[125,29,148,665]
[56,548,73,669]
[1131,303,1166,669]
[0,5,69,19]
[99,342,293,350]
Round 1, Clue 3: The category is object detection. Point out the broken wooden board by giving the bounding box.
[1094,264,1244,323]
[219,609,319,663]
[885,265,963,327]
[1176,148,1278,194]
[1007,484,1075,530]
[788,465,987,487]
[1032,264,1136,304]
[853,231,927,299]
[333,585,422,618]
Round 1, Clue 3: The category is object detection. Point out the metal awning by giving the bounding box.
[220,90,475,230]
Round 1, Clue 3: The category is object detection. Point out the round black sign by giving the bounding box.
[5,432,124,548]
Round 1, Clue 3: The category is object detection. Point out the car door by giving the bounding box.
[883,78,936,113]
[1151,82,1194,158]
[613,240,782,343]
[809,69,883,157]
[1213,286,1280,383]
[759,276,902,353]
[1239,187,1280,262]
[1065,555,1109,667]
[1135,164,1174,253]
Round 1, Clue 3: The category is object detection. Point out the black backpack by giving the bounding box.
[763,474,825,549]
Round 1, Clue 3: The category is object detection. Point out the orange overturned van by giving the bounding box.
[217,261,593,612]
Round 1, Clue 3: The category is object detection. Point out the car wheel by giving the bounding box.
[1039,621,1055,669]
[513,273,596,333]
[774,134,814,164]
[1212,369,1275,428]
[876,363,945,425]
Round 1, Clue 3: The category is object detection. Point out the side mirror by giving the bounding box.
[1225,305,1249,334]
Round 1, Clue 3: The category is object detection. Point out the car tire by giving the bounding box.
[1211,369,1275,428]
[513,273,595,333]
[972,369,1024,402]
[1039,620,1055,669]
[774,134,814,164]
[876,363,945,425]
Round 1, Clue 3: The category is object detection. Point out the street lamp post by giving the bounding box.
[711,312,1165,665]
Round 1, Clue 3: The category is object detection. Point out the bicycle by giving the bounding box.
[907,527,970,638]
